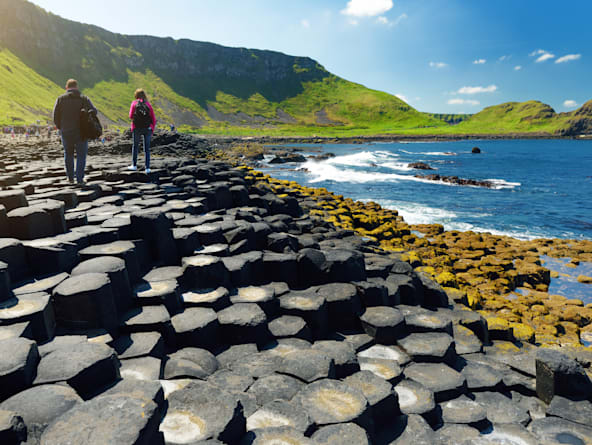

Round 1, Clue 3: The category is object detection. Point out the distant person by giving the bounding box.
[53,78,97,184]
[128,88,156,173]
[170,123,175,132]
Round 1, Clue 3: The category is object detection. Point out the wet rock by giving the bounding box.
[408,162,434,170]
[0,338,39,401]
[40,394,162,445]
[34,342,119,400]
[360,306,406,344]
[472,147,481,154]
[311,422,370,445]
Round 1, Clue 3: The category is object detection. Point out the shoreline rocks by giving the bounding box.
[0,135,590,443]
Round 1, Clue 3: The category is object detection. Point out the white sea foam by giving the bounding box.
[303,161,401,183]
[372,200,458,225]
[323,150,399,167]
[400,149,457,156]
[485,178,522,189]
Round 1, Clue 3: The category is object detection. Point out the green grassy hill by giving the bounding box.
[0,0,590,136]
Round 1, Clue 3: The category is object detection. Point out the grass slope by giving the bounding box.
[0,48,62,126]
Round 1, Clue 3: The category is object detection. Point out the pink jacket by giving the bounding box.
[129,99,156,131]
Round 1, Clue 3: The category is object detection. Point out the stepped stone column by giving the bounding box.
[52,273,118,332]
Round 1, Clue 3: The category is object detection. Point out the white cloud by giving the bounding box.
[530,49,555,63]
[377,12,407,26]
[393,13,408,25]
[498,55,510,62]
[473,59,486,65]
[377,16,389,25]
[448,99,480,106]
[301,19,310,28]
[429,61,448,69]
[563,100,578,108]
[396,94,409,103]
[342,0,393,18]
[556,54,581,64]
[514,65,522,71]
[457,85,497,94]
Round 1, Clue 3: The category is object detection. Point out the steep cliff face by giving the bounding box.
[0,0,328,105]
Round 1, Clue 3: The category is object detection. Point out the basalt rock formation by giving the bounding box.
[0,137,590,444]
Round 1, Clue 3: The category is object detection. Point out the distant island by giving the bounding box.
[0,0,591,138]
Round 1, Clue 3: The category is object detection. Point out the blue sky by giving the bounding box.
[30,0,591,114]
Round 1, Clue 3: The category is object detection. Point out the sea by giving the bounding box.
[261,139,592,242]
[261,139,592,302]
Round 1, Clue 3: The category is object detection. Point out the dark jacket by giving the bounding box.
[53,89,97,134]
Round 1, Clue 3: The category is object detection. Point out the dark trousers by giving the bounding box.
[61,130,88,183]
[132,128,152,169]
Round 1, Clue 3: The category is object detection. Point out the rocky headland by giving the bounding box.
[0,132,590,444]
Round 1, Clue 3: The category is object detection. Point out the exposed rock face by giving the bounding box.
[408,162,434,170]
[0,137,588,444]
[415,174,495,188]
[471,147,481,153]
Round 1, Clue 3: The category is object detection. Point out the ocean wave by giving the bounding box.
[323,150,399,168]
[400,149,457,156]
[484,178,522,190]
[372,200,458,225]
[303,162,403,183]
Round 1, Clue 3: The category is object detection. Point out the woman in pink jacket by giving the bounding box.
[128,88,156,173]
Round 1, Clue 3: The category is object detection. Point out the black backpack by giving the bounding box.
[80,96,102,140]
[133,100,152,128]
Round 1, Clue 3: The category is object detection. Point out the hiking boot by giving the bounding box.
[127,165,137,171]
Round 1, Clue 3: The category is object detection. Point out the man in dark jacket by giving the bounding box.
[53,79,97,184]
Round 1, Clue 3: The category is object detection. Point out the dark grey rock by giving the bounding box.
[294,379,371,431]
[268,316,312,341]
[183,255,230,289]
[279,348,335,383]
[388,414,435,445]
[312,340,359,378]
[208,370,254,394]
[171,307,219,349]
[473,392,530,426]
[182,287,230,311]
[440,395,487,426]
[404,363,466,402]
[360,306,406,344]
[39,394,161,445]
[111,332,165,360]
[434,424,479,445]
[461,360,503,391]
[246,374,304,407]
[344,370,398,426]
[52,273,118,332]
[78,241,141,283]
[547,396,592,427]
[398,332,455,364]
[134,279,182,314]
[0,293,55,342]
[164,348,219,380]
[161,380,245,444]
[216,344,258,368]
[34,342,119,400]
[312,422,370,445]
[120,356,163,381]
[240,426,312,445]
[536,348,592,404]
[229,352,282,380]
[323,249,366,282]
[12,272,68,297]
[218,303,269,345]
[315,282,362,331]
[529,416,592,445]
[0,338,39,401]
[246,400,312,434]
[453,324,483,355]
[393,379,435,416]
[279,292,327,339]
